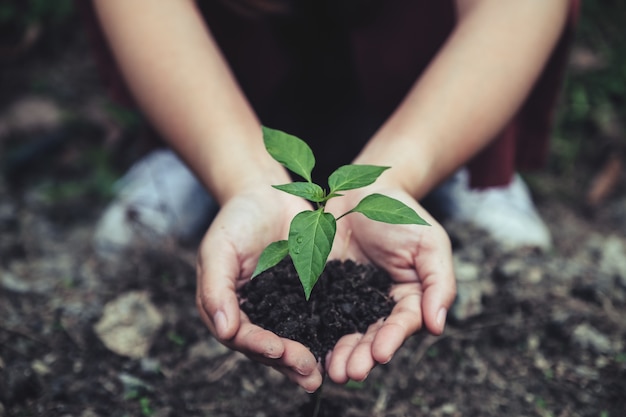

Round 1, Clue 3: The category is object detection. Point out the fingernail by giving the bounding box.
[325,351,333,367]
[381,354,393,365]
[436,308,447,330]
[295,367,310,376]
[214,310,228,338]
[264,347,281,359]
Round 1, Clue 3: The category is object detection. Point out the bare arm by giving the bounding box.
[93,0,326,391]
[354,0,570,197]
[93,0,290,204]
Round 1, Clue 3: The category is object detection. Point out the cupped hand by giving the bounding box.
[195,188,324,392]
[324,185,456,384]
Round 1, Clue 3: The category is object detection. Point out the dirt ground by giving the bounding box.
[1,13,626,417]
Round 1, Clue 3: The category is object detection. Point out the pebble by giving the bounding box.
[140,357,161,375]
[450,257,483,321]
[31,359,51,376]
[0,269,30,293]
[187,338,229,362]
[598,236,626,286]
[572,323,612,354]
[93,291,164,359]
[118,372,153,394]
[0,95,62,135]
[0,255,74,294]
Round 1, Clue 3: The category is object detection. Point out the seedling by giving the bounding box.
[252,126,430,300]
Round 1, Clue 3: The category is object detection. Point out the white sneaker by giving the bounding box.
[93,149,218,258]
[429,169,552,250]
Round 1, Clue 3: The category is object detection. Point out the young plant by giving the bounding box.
[252,126,430,300]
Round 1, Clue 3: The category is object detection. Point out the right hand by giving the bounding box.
[195,187,324,392]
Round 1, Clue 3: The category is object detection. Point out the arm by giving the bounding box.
[92,0,288,203]
[325,0,569,383]
[93,0,322,391]
[354,0,570,197]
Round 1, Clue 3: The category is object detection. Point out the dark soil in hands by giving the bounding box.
[238,258,396,362]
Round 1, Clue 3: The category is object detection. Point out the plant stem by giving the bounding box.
[310,375,326,417]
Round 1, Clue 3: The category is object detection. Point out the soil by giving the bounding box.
[2,15,626,417]
[239,258,395,362]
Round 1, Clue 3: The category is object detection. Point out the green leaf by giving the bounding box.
[263,126,315,183]
[272,182,326,202]
[288,209,336,300]
[348,193,430,225]
[251,240,289,278]
[328,165,390,193]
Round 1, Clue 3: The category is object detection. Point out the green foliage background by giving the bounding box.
[553,0,626,175]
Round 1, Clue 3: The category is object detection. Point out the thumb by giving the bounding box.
[419,259,456,335]
[195,250,241,341]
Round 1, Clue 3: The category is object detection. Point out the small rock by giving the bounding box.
[187,338,229,362]
[140,357,161,375]
[2,255,74,294]
[454,257,480,282]
[118,372,153,394]
[450,258,483,320]
[527,334,540,351]
[31,359,51,376]
[574,364,599,380]
[598,236,626,286]
[80,409,100,417]
[450,281,483,321]
[524,267,544,284]
[434,403,458,416]
[0,269,30,293]
[94,291,164,358]
[495,258,525,281]
[0,96,62,136]
[572,323,612,354]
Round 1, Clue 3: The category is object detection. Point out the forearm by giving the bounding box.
[93,0,289,204]
[354,0,570,199]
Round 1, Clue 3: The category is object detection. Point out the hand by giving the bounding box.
[324,185,456,384]
[195,188,324,392]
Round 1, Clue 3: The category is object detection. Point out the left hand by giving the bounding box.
[324,185,456,383]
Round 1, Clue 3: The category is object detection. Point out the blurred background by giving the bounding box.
[0,0,624,224]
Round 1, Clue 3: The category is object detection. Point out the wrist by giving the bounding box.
[215,163,293,205]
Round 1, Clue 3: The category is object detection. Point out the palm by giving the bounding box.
[195,189,322,391]
[325,188,456,383]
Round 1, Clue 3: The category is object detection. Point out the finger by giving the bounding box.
[326,333,363,384]
[414,236,456,335]
[371,291,423,364]
[272,364,324,393]
[245,339,323,392]
[231,322,287,359]
[195,242,244,338]
[345,319,385,382]
[262,338,318,375]
[196,290,285,356]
